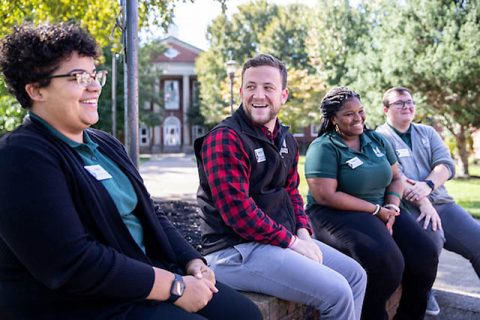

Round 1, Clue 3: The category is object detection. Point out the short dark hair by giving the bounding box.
[241,53,288,89]
[0,22,100,109]
[318,87,361,137]
[382,87,412,108]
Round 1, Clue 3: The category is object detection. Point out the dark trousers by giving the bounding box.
[127,281,262,320]
[308,206,439,320]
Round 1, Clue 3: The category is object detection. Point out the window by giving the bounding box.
[140,126,150,146]
[310,124,320,137]
[164,80,180,110]
[192,125,206,141]
[163,116,181,146]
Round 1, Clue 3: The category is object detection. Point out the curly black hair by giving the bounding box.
[317,87,361,137]
[0,22,100,108]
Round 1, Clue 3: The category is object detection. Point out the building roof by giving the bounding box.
[152,36,203,63]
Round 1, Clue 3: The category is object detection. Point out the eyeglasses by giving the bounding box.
[47,70,108,88]
[388,100,416,110]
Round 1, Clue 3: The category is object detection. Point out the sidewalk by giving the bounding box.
[140,153,198,202]
[140,153,480,318]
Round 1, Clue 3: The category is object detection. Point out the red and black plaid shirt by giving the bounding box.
[200,123,311,248]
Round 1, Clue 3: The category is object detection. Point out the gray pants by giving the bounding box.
[205,240,367,320]
[407,202,480,277]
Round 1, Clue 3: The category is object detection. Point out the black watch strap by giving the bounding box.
[424,179,435,192]
[167,274,185,303]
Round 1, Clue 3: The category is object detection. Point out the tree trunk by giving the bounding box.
[455,125,470,177]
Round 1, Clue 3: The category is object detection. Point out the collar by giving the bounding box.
[28,111,98,151]
[388,122,411,136]
[235,105,286,142]
[328,131,373,150]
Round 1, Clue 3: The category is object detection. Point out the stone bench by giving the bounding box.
[242,286,402,320]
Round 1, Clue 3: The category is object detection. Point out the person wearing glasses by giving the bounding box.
[0,23,261,320]
[377,86,480,316]
[304,87,439,320]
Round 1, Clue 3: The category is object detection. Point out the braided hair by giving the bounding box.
[318,87,361,137]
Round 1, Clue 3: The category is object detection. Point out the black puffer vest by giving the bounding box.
[194,106,298,255]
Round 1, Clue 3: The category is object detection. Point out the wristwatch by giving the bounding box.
[424,179,435,192]
[167,273,185,303]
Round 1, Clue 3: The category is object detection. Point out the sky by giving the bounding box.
[168,0,318,50]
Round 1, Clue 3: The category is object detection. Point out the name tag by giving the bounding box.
[280,140,288,155]
[346,157,364,169]
[254,148,266,163]
[396,148,410,158]
[84,164,112,181]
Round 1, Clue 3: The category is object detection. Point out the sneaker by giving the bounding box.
[426,290,440,316]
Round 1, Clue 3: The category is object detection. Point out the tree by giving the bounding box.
[306,0,371,86]
[0,0,227,136]
[137,39,165,129]
[351,0,480,176]
[197,0,318,126]
[282,69,325,133]
[0,78,25,136]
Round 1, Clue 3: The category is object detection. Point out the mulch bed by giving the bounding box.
[155,200,203,252]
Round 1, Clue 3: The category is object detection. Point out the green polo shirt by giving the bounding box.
[388,123,412,149]
[29,112,145,253]
[305,130,397,207]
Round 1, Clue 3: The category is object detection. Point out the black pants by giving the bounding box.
[127,281,262,320]
[308,206,439,320]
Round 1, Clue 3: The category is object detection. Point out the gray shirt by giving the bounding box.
[377,123,455,205]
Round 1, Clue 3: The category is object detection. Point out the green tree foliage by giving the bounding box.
[306,0,371,86]
[0,0,225,136]
[94,40,166,139]
[196,0,322,127]
[93,49,124,137]
[137,39,165,128]
[0,78,25,136]
[283,69,325,133]
[351,0,480,176]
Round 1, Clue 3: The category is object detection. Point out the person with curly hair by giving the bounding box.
[304,87,439,320]
[0,22,261,320]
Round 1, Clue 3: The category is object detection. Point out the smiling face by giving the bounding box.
[332,97,366,139]
[384,90,416,128]
[240,65,288,131]
[28,51,102,142]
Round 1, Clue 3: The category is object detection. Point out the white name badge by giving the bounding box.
[396,148,410,158]
[280,139,288,155]
[346,157,364,169]
[84,164,112,181]
[254,148,266,163]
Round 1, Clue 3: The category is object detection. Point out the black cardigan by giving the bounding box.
[0,118,201,319]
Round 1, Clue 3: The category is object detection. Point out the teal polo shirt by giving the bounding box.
[29,112,145,253]
[388,123,412,149]
[305,130,397,206]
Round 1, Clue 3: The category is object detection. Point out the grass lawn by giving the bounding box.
[298,156,480,219]
[139,154,151,166]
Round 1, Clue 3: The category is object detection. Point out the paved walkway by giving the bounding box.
[140,153,480,312]
[140,153,198,202]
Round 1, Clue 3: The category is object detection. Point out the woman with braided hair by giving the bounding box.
[304,87,439,320]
